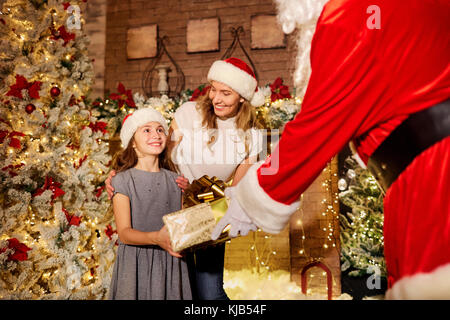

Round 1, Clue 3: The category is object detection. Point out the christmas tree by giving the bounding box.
[338,156,386,278]
[0,0,116,299]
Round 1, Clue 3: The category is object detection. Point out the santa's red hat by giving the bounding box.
[207,57,265,107]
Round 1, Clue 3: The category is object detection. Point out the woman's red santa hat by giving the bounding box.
[207,57,265,107]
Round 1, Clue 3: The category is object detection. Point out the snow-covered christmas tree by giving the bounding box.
[0,0,117,299]
[338,156,386,278]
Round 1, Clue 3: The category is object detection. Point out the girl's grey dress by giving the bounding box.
[109,167,192,300]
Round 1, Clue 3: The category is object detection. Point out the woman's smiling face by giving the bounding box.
[209,81,243,119]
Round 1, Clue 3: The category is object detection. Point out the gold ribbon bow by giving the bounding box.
[183,175,230,208]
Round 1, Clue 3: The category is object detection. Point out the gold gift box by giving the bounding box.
[163,175,231,252]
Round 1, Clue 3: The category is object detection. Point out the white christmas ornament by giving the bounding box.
[338,178,348,191]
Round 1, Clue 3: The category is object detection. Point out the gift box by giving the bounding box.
[163,175,231,252]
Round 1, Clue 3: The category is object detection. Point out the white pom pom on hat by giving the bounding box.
[207,57,265,107]
[120,108,169,148]
[250,88,265,107]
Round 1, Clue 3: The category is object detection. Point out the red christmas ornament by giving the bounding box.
[50,86,60,97]
[25,103,36,114]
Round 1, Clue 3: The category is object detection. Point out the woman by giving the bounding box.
[107,57,265,300]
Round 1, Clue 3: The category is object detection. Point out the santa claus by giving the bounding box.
[212,0,450,299]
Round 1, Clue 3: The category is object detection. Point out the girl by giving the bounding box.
[107,58,265,300]
[108,107,192,300]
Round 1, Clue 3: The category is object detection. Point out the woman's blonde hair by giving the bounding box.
[196,86,263,154]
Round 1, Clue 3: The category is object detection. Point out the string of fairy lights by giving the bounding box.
[232,138,341,275]
[293,161,340,256]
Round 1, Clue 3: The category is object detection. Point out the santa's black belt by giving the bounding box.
[367,99,450,192]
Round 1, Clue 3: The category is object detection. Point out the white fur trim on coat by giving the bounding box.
[235,161,300,234]
[386,263,450,300]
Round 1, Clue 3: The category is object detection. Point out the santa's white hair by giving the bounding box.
[274,0,328,97]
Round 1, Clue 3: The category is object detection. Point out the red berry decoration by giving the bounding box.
[50,86,60,97]
[25,103,36,114]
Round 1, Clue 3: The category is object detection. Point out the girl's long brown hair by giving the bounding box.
[112,135,176,173]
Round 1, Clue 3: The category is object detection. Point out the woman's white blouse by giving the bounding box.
[172,101,264,182]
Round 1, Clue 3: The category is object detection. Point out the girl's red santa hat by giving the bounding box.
[207,57,265,107]
[120,108,169,148]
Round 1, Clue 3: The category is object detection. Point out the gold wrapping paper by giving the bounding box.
[162,175,231,252]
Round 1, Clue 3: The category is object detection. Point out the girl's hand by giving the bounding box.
[176,174,189,192]
[156,226,182,258]
[105,170,116,200]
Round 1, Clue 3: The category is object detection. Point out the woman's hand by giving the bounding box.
[105,170,116,200]
[175,174,189,192]
[156,226,182,258]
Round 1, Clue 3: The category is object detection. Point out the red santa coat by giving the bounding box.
[235,0,450,299]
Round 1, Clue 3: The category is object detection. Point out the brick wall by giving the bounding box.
[224,226,291,273]
[85,0,107,98]
[105,0,297,96]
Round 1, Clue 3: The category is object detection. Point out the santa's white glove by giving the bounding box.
[211,186,257,240]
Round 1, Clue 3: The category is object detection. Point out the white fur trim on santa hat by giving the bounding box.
[120,108,169,148]
[234,161,300,234]
[207,60,260,106]
[385,262,450,300]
